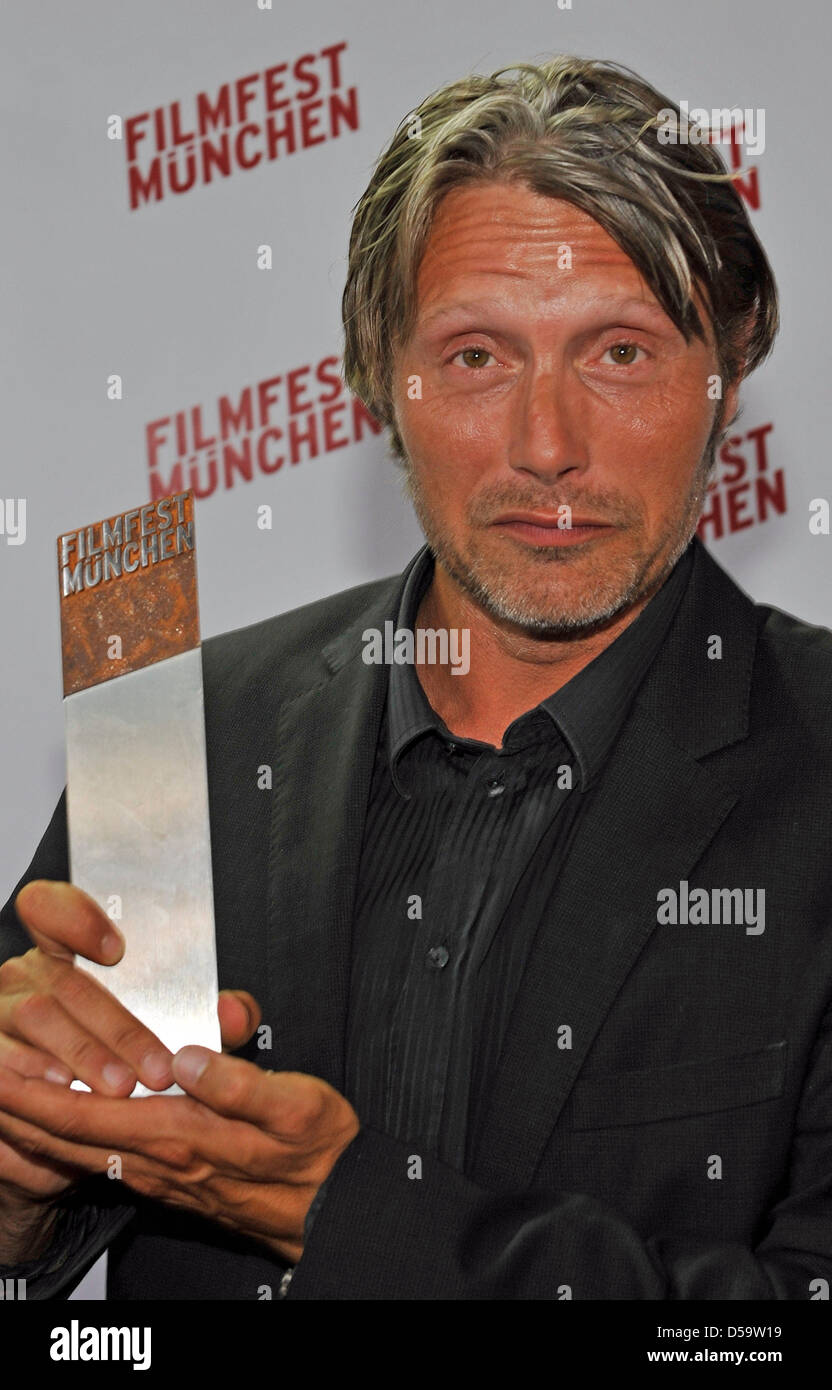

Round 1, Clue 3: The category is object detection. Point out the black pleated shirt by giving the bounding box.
[344,540,695,1172]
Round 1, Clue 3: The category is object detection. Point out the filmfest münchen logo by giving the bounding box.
[124,41,358,209]
[145,355,383,501]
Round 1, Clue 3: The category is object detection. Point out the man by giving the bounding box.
[0,55,830,1300]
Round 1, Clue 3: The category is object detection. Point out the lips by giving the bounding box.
[492,511,610,528]
[489,511,615,548]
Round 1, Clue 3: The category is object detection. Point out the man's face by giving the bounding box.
[391,181,738,635]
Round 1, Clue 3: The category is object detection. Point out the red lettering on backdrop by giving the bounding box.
[727,124,760,211]
[697,421,785,541]
[293,54,322,101]
[125,43,359,209]
[708,117,761,212]
[125,112,150,161]
[287,366,312,414]
[219,389,254,437]
[264,65,288,110]
[196,86,232,132]
[146,357,382,500]
[258,378,283,427]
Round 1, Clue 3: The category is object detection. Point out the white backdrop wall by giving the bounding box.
[1,0,830,1298]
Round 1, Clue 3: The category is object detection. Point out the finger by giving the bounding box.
[0,1133,80,1198]
[0,1064,165,1156]
[0,958,175,1095]
[14,881,124,965]
[0,1064,294,1185]
[0,1068,112,1173]
[0,1032,73,1086]
[172,1048,328,1141]
[217,990,262,1050]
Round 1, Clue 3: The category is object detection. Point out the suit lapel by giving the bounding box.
[468,709,740,1188]
[470,539,760,1187]
[264,559,422,1090]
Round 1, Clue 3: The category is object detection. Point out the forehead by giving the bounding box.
[419,182,639,269]
[413,180,657,315]
[409,180,717,350]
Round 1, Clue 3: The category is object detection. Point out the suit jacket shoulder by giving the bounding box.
[755,599,832,724]
[200,568,404,705]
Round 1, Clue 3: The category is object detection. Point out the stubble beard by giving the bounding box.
[399,446,714,641]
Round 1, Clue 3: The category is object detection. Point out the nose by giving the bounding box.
[507,367,589,483]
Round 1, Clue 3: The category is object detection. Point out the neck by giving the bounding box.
[413,562,659,746]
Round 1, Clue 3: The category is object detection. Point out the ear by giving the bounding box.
[722,378,744,430]
[718,308,756,429]
[721,375,742,431]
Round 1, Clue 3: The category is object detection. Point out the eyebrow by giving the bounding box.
[420,296,673,329]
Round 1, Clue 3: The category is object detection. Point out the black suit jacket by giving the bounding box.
[2,535,832,1299]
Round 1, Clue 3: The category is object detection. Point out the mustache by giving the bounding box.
[400,462,647,528]
[466,486,636,526]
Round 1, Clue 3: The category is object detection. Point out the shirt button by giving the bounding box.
[445,741,457,755]
[486,776,505,797]
[426,945,449,970]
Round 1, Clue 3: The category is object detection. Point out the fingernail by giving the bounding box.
[102,1061,133,1089]
[173,1047,211,1085]
[141,1050,173,1084]
[100,931,123,963]
[45,1065,72,1085]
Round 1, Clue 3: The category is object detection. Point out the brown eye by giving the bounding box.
[607,343,640,365]
[458,347,492,368]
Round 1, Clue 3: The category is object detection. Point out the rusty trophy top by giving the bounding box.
[57,490,199,697]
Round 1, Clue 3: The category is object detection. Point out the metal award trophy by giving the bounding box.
[57,488,221,1096]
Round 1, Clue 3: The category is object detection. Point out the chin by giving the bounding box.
[484,589,636,636]
[455,555,644,636]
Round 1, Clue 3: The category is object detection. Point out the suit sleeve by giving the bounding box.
[0,790,136,1299]
[286,1005,832,1300]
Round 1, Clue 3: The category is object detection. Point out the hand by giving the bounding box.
[0,879,260,1212]
[0,1049,361,1265]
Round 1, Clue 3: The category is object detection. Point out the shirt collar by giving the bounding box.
[386,539,695,793]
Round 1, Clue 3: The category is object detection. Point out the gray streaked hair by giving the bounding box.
[341,55,779,461]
